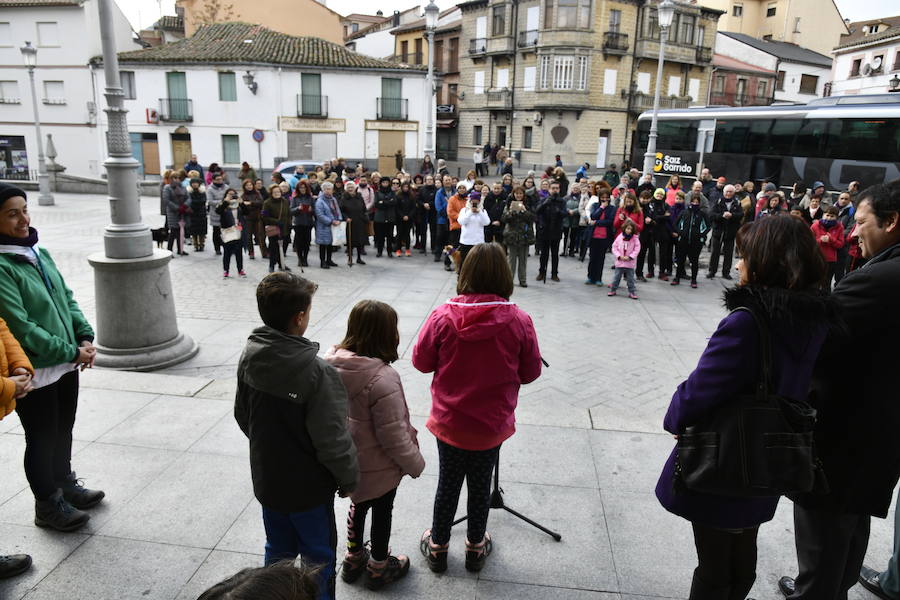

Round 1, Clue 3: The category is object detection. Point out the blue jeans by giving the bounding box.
[611,267,636,294]
[262,503,336,600]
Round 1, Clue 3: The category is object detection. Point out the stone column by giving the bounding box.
[87,0,197,370]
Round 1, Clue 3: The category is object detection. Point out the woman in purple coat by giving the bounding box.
[655,215,834,599]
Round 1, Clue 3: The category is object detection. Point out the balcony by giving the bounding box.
[485,35,515,55]
[537,29,594,49]
[518,30,538,49]
[376,97,408,120]
[469,37,486,55]
[296,94,328,118]
[436,103,458,117]
[603,31,629,55]
[630,92,691,112]
[486,89,512,109]
[533,89,591,110]
[635,38,705,65]
[695,46,712,64]
[159,98,192,122]
[708,91,774,107]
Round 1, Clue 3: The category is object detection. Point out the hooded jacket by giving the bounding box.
[235,327,358,513]
[324,348,425,504]
[412,294,542,451]
[0,316,33,418]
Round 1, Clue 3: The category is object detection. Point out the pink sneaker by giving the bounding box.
[238,270,247,278]
[629,293,639,300]
[607,290,617,297]
[222,271,229,278]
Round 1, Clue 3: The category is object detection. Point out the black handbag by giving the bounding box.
[674,307,826,497]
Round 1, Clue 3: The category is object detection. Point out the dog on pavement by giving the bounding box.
[442,245,461,272]
[151,227,169,248]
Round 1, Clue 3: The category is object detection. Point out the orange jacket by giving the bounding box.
[447,194,466,231]
[0,316,34,419]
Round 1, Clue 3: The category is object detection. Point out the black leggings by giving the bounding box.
[211,226,222,253]
[689,523,758,600]
[267,235,283,270]
[294,225,312,262]
[397,220,412,250]
[588,238,610,282]
[222,239,243,273]
[676,241,702,282]
[431,440,499,546]
[347,488,397,561]
[318,245,333,265]
[15,370,79,500]
[537,237,560,276]
[374,222,395,253]
[167,227,183,253]
[658,237,674,275]
[637,232,657,275]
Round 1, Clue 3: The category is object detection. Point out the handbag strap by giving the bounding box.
[730,306,773,398]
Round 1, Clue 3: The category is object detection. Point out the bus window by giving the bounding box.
[747,120,772,154]
[793,119,830,157]
[713,120,749,153]
[657,120,698,151]
[767,119,802,155]
[827,119,900,162]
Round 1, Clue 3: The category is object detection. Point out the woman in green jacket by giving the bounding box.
[0,183,104,533]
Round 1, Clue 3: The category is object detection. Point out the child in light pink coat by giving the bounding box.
[609,219,641,299]
[324,300,425,591]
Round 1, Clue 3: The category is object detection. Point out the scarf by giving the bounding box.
[623,232,634,241]
[820,219,837,230]
[0,226,38,247]
[689,204,701,212]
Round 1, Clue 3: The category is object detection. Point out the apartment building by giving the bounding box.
[456,0,722,170]
[829,16,900,96]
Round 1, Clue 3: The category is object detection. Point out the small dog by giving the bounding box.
[442,245,461,272]
[151,227,169,248]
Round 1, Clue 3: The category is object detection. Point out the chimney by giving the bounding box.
[393,10,400,27]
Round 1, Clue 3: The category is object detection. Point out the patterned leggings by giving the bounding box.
[346,487,397,561]
[431,439,500,546]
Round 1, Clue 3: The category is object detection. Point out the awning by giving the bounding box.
[437,119,456,128]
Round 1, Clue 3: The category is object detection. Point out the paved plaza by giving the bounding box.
[0,193,892,600]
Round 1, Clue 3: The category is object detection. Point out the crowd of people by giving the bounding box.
[160,155,865,297]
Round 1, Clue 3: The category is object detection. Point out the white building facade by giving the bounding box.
[829,17,900,96]
[0,0,138,179]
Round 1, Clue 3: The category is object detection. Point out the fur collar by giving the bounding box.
[722,285,837,329]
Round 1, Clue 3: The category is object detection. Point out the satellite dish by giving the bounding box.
[872,56,883,70]
[861,62,873,76]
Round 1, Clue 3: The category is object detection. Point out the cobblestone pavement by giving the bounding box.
[0,193,892,600]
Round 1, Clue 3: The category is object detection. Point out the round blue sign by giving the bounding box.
[252,129,265,143]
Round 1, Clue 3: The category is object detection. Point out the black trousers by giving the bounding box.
[567,226,585,256]
[637,232,657,275]
[676,241,703,282]
[708,228,736,277]
[789,504,871,600]
[431,440,500,546]
[267,235,284,270]
[588,238,611,282]
[318,245,333,265]
[15,370,79,500]
[537,237,561,276]
[397,219,412,250]
[433,223,448,258]
[429,220,438,253]
[689,523,758,600]
[167,227,183,254]
[374,222,394,254]
[222,240,243,273]
[211,225,223,253]
[293,224,312,262]
[347,488,398,562]
[824,262,838,292]
[658,237,674,275]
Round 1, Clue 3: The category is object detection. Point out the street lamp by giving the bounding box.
[889,74,900,92]
[423,0,439,159]
[641,0,676,182]
[19,41,53,206]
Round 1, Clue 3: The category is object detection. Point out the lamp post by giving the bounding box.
[641,0,676,182]
[19,41,53,206]
[87,0,197,370]
[423,0,439,158]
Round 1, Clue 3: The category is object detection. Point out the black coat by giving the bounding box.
[710,195,744,235]
[188,190,208,236]
[483,191,507,223]
[417,184,436,223]
[791,242,900,518]
[535,194,568,241]
[339,192,369,247]
[396,191,417,222]
[374,189,397,224]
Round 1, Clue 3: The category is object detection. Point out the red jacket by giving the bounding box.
[412,294,542,451]
[810,220,845,263]
[614,207,644,234]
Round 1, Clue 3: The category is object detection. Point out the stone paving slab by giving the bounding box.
[0,194,893,600]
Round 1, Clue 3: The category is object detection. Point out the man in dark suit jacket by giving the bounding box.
[779,180,900,599]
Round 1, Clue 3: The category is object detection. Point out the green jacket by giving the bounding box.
[0,247,93,368]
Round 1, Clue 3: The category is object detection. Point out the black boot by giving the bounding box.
[59,471,105,509]
[35,489,90,532]
[0,554,32,579]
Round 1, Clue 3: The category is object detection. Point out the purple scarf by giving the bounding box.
[0,227,38,247]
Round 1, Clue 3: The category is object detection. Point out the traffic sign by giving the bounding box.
[252,129,265,143]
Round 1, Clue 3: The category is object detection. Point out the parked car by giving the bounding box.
[274,160,324,178]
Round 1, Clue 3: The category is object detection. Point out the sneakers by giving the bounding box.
[405,250,412,257]
[238,270,247,278]
[690,280,698,288]
[670,278,680,286]
[629,293,639,300]
[595,280,604,286]
[584,278,595,285]
[341,546,370,583]
[223,271,229,278]
[464,533,493,572]
[646,272,655,279]
[419,530,448,573]
[659,273,669,281]
[519,281,528,288]
[35,489,90,532]
[59,472,105,509]
[395,250,402,257]
[608,290,617,297]
[637,275,647,282]
[0,554,32,580]
[366,554,410,590]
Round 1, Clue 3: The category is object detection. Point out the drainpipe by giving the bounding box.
[707,66,718,104]
[623,0,646,164]
[509,0,518,161]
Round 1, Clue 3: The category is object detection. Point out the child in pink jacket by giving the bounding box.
[609,219,641,299]
[325,300,425,591]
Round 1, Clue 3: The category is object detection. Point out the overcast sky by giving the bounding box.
[119,0,897,33]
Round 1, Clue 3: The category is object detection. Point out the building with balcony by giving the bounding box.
[0,0,140,179]
[829,15,900,96]
[107,23,428,177]
[455,0,722,172]
[715,31,832,103]
[708,53,776,106]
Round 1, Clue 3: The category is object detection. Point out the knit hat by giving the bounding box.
[654,188,666,197]
[469,190,481,201]
[764,182,777,192]
[717,176,726,183]
[0,182,26,208]
[813,181,825,190]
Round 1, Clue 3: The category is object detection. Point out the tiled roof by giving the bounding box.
[835,16,900,50]
[720,32,833,68]
[117,22,422,71]
[713,54,775,75]
[0,0,80,5]
[155,15,184,32]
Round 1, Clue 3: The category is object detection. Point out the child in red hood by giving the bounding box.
[325,300,424,590]
[412,243,542,574]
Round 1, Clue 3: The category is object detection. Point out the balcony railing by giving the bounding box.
[437,103,457,117]
[708,91,774,107]
[297,94,328,117]
[695,46,713,63]
[377,97,408,120]
[603,31,629,54]
[486,89,512,109]
[631,92,691,112]
[518,30,538,48]
[159,98,193,122]
[469,38,487,54]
